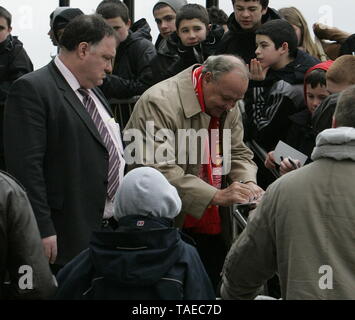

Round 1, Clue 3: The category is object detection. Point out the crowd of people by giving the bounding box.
[1,0,355,300]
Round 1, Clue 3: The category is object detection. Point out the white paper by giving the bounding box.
[274,141,308,166]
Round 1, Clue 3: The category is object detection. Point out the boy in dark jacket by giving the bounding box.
[0,6,33,170]
[264,61,333,176]
[151,0,187,82]
[55,167,215,300]
[152,3,224,83]
[96,1,156,100]
[217,0,280,64]
[244,19,319,152]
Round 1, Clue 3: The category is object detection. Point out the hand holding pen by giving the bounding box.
[279,156,301,175]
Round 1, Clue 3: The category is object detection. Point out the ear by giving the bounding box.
[127,19,132,28]
[331,116,337,128]
[261,7,268,15]
[208,23,212,31]
[203,71,213,84]
[8,26,12,33]
[77,42,90,59]
[280,41,289,55]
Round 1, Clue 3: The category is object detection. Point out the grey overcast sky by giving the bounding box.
[2,0,355,69]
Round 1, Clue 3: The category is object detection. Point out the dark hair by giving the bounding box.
[176,4,209,30]
[0,6,11,28]
[256,19,298,57]
[96,1,130,23]
[60,14,115,51]
[231,0,269,9]
[207,6,228,26]
[305,69,327,89]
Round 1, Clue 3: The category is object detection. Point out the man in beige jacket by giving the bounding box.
[124,55,263,290]
[221,85,355,300]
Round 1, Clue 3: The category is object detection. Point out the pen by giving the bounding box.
[288,158,298,170]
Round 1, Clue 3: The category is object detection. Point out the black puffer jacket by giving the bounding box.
[216,8,280,64]
[55,215,215,300]
[100,18,156,99]
[0,35,33,105]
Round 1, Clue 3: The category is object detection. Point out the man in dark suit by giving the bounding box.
[3,14,125,271]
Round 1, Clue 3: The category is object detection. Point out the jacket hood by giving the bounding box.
[89,216,185,286]
[312,127,355,161]
[153,0,187,13]
[119,18,153,50]
[227,7,280,34]
[303,60,333,104]
[0,35,23,53]
[113,167,182,221]
[125,18,153,44]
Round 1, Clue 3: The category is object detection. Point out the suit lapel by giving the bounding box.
[49,61,106,149]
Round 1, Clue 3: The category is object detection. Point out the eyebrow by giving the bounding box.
[156,14,174,20]
[236,5,258,9]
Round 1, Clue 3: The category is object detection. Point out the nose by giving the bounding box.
[161,20,169,30]
[241,10,250,17]
[255,46,261,55]
[188,31,196,39]
[105,59,113,74]
[312,98,321,108]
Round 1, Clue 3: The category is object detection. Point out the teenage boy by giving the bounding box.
[152,3,224,83]
[265,61,333,176]
[217,0,280,64]
[150,0,187,84]
[96,1,156,99]
[153,0,187,50]
[244,19,319,152]
[0,6,33,170]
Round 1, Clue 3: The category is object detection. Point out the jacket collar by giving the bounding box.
[312,127,355,161]
[176,65,208,119]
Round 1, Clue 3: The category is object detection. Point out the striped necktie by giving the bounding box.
[78,88,120,200]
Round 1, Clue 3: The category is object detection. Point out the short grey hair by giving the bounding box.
[334,84,355,128]
[202,54,249,81]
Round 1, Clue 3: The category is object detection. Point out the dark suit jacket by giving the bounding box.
[4,60,119,265]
